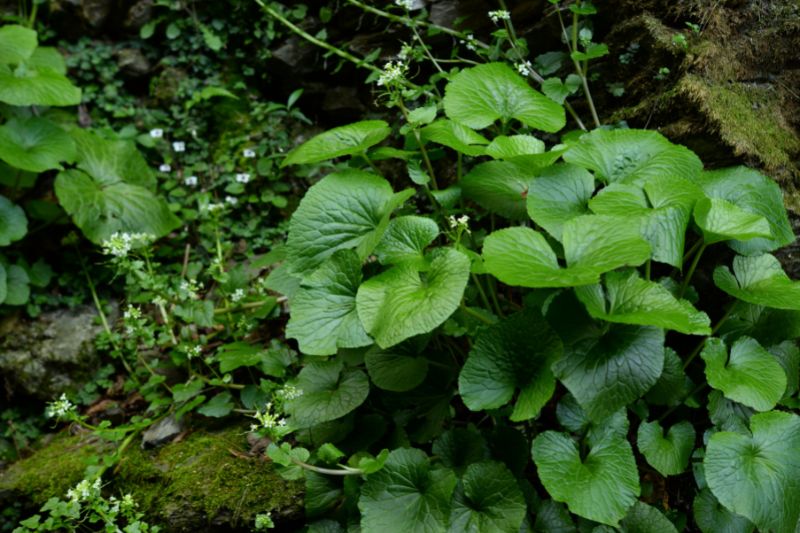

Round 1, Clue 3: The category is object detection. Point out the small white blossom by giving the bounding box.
[394,0,414,10]
[460,34,478,51]
[231,288,246,303]
[123,305,141,321]
[447,214,471,234]
[101,232,155,258]
[159,163,171,172]
[185,345,202,359]
[377,61,407,87]
[46,393,75,419]
[180,279,202,300]
[488,9,511,23]
[243,148,257,158]
[225,195,238,206]
[235,172,251,184]
[184,175,198,187]
[202,202,226,214]
[398,43,414,61]
[277,385,304,400]
[152,295,167,307]
[172,141,186,152]
[516,61,533,77]
[149,128,164,139]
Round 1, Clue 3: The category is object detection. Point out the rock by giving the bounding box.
[116,47,151,78]
[141,415,183,449]
[0,305,114,400]
[81,0,112,27]
[124,0,153,30]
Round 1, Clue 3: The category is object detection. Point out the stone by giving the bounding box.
[116,48,151,78]
[124,0,153,30]
[0,305,112,400]
[141,414,183,449]
[81,0,111,28]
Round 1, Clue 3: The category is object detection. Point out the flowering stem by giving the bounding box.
[556,7,601,128]
[142,249,178,346]
[290,457,365,476]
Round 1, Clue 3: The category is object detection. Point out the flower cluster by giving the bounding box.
[184,344,202,359]
[448,214,471,234]
[230,288,246,303]
[235,172,251,184]
[251,403,287,432]
[394,0,415,10]
[460,34,478,52]
[101,232,154,258]
[202,202,226,215]
[277,385,304,401]
[516,61,533,78]
[184,175,198,187]
[488,9,511,23]
[123,305,148,335]
[179,279,202,300]
[172,141,186,152]
[377,61,407,87]
[66,478,101,503]
[46,393,76,419]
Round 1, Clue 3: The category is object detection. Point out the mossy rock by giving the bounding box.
[0,427,303,532]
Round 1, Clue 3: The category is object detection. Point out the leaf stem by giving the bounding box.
[460,303,494,325]
[290,457,364,476]
[679,243,706,298]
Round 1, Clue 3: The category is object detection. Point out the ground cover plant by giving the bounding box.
[1,0,799,532]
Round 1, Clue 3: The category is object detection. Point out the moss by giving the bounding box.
[0,431,107,503]
[115,427,303,530]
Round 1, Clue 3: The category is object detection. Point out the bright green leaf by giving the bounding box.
[0,117,76,172]
[443,63,566,132]
[419,119,489,156]
[285,360,370,428]
[459,309,563,421]
[526,163,594,241]
[714,253,800,310]
[693,197,772,245]
[282,120,391,167]
[374,216,439,267]
[0,25,37,64]
[461,160,536,219]
[0,62,81,106]
[700,337,786,411]
[485,135,545,159]
[0,195,27,246]
[197,392,234,417]
[637,420,695,476]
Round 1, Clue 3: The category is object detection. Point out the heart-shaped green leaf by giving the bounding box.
[485,135,545,159]
[461,160,536,219]
[28,47,67,74]
[365,342,429,392]
[443,63,566,132]
[285,250,372,356]
[620,502,679,533]
[553,325,664,420]
[286,170,413,275]
[526,163,594,241]
[285,359,369,428]
[637,420,695,476]
[359,448,457,533]
[459,309,563,421]
[714,254,800,310]
[693,197,772,245]
[357,248,470,348]
[374,215,439,267]
[0,25,37,64]
[432,429,491,474]
[688,167,793,255]
[704,411,800,533]
[0,62,81,106]
[281,120,391,167]
[448,461,528,533]
[693,488,754,533]
[563,129,702,185]
[575,270,710,335]
[0,195,27,246]
[3,263,29,305]
[483,215,650,288]
[0,117,76,172]
[419,119,489,156]
[532,429,640,526]
[700,337,786,412]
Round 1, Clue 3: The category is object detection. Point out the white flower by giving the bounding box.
[123,305,141,321]
[516,61,533,77]
[202,202,226,214]
[101,232,155,258]
[225,195,238,206]
[253,407,281,429]
[277,385,303,400]
[159,163,171,172]
[447,214,471,234]
[398,43,413,61]
[149,128,164,138]
[243,148,257,158]
[377,61,407,87]
[231,288,246,303]
[180,279,201,300]
[184,175,198,187]
[46,393,75,419]
[488,9,511,23]
[394,0,414,10]
[172,141,186,152]
[235,173,251,184]
[185,345,202,359]
[460,34,478,52]
[152,295,167,307]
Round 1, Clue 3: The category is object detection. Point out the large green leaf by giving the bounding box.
[443,63,565,132]
[485,135,544,159]
[693,197,772,245]
[281,120,391,167]
[526,163,594,241]
[0,117,76,172]
[704,411,800,533]
[553,325,664,420]
[575,270,710,335]
[459,309,563,421]
[0,25,37,64]
[448,461,527,533]
[714,254,800,310]
[359,448,457,533]
[0,62,81,106]
[284,360,370,428]
[365,342,429,392]
[483,216,650,288]
[374,216,439,267]
[55,169,180,244]
[432,429,491,474]
[419,120,489,157]
[532,429,640,525]
[28,47,67,74]
[460,160,536,219]
[285,250,372,356]
[71,129,154,187]
[688,167,793,255]
[620,502,679,533]
[0,195,27,246]
[563,129,702,185]
[637,420,695,476]
[286,170,412,275]
[357,248,470,348]
[693,488,754,533]
[700,337,786,411]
